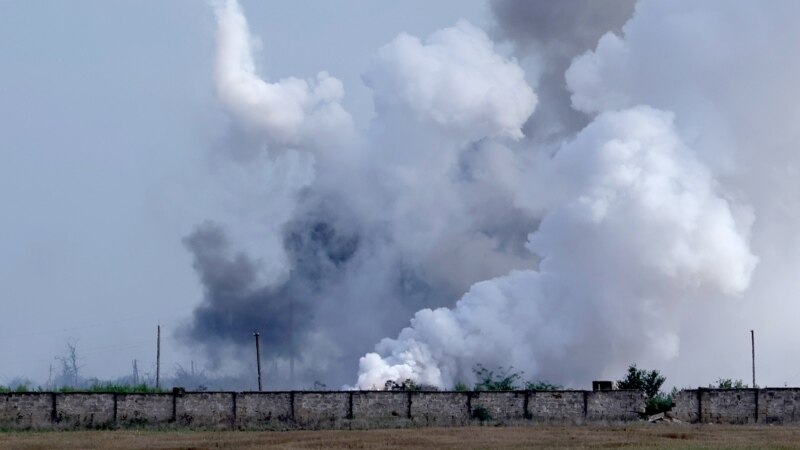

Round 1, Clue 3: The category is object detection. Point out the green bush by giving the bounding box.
[0,386,9,393]
[524,380,562,391]
[710,378,748,389]
[473,364,521,391]
[645,393,673,415]
[453,382,469,392]
[472,406,492,422]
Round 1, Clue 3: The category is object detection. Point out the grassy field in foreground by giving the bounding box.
[2,425,800,450]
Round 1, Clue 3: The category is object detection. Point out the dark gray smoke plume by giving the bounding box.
[179,0,800,391]
[181,195,365,386]
[178,1,540,389]
[490,0,637,142]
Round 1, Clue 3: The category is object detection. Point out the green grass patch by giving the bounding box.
[58,383,166,394]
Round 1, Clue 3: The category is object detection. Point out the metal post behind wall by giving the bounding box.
[751,330,756,388]
[156,325,161,390]
[254,332,263,392]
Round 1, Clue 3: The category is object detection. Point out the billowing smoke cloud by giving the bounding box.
[181,0,539,388]
[357,107,756,388]
[183,0,800,390]
[364,20,536,141]
[213,0,352,147]
[490,0,637,142]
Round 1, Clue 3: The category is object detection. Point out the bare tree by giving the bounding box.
[55,339,83,388]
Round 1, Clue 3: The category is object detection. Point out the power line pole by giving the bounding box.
[751,329,756,388]
[156,324,161,390]
[254,332,263,392]
[289,298,294,387]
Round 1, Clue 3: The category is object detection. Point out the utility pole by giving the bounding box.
[132,359,139,385]
[254,332,263,391]
[751,329,756,388]
[289,298,294,387]
[156,324,161,389]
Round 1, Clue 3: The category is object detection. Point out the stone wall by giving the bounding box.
[54,393,115,429]
[235,392,293,430]
[672,388,800,424]
[528,391,585,423]
[0,393,52,429]
[116,394,172,427]
[0,389,644,430]
[587,390,645,422]
[10,388,800,429]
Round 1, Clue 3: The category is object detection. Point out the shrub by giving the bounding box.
[524,380,562,391]
[473,364,521,391]
[453,382,469,392]
[472,406,492,422]
[645,393,673,415]
[710,378,748,389]
[384,379,439,391]
[58,383,165,393]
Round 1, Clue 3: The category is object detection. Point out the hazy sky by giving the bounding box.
[4,1,800,393]
[0,0,488,384]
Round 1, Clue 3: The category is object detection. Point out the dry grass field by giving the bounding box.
[3,425,800,450]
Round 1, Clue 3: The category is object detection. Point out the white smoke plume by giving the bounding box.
[213,0,353,148]
[357,107,756,388]
[363,20,536,141]
[185,0,800,390]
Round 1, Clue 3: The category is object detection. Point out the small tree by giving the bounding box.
[617,364,670,415]
[55,340,83,388]
[616,364,665,398]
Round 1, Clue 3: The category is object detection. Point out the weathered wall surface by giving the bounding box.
[410,392,470,427]
[471,391,526,423]
[175,392,235,429]
[672,389,699,423]
[0,390,644,430]
[235,392,292,430]
[757,389,800,424]
[116,394,172,427]
[528,391,585,423]
[0,393,52,429]
[293,392,350,429]
[672,388,800,424]
[11,388,800,429]
[55,393,115,429]
[587,390,646,422]
[351,391,411,429]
